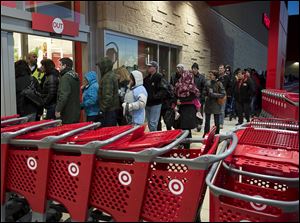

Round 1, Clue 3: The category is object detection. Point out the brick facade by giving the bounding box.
[97,1,268,75]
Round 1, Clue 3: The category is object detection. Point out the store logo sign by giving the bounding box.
[52,18,64,34]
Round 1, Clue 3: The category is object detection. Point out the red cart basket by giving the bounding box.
[1,119,62,222]
[139,128,238,222]
[1,121,101,222]
[261,89,299,121]
[206,129,299,222]
[1,114,20,121]
[1,116,28,128]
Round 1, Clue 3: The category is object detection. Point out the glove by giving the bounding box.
[122,102,127,116]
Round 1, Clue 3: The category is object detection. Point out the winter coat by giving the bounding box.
[41,68,59,108]
[218,74,230,96]
[124,70,148,125]
[98,58,120,112]
[56,69,80,124]
[16,72,40,116]
[203,80,226,114]
[233,77,255,103]
[176,95,197,130]
[143,72,168,106]
[81,71,100,117]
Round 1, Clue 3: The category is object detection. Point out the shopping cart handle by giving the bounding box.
[134,130,190,159]
[222,162,299,186]
[53,125,141,154]
[96,130,190,162]
[205,160,299,213]
[1,120,62,143]
[1,117,28,126]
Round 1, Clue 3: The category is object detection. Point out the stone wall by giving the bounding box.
[96,1,268,75]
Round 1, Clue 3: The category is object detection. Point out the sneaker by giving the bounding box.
[196,112,203,119]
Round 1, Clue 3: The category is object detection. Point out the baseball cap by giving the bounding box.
[146,61,158,68]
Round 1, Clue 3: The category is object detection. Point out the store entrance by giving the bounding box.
[13,33,74,69]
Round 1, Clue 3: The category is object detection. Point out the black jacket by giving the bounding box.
[16,73,40,116]
[194,72,206,103]
[42,69,59,108]
[143,72,168,106]
[233,78,255,103]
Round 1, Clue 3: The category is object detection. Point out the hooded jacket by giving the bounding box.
[81,71,100,117]
[98,58,119,112]
[124,70,148,125]
[56,68,80,124]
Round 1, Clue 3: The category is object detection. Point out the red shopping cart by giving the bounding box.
[206,129,299,222]
[31,125,143,222]
[1,114,20,121]
[1,120,62,222]
[139,128,238,222]
[1,121,100,221]
[1,117,28,128]
[261,89,299,121]
[242,117,299,131]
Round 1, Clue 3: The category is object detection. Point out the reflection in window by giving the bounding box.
[105,33,138,71]
[26,1,75,22]
[138,41,157,76]
[159,45,169,80]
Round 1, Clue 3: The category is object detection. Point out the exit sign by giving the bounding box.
[263,12,270,30]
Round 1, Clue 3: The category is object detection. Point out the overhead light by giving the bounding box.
[293,62,299,66]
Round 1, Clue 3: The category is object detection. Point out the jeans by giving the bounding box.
[45,104,56,120]
[146,104,162,132]
[204,113,220,136]
[219,100,226,125]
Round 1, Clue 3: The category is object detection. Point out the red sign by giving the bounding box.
[31,13,79,36]
[263,12,270,30]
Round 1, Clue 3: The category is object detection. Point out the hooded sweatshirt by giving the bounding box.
[81,71,100,117]
[124,70,148,125]
[98,57,119,112]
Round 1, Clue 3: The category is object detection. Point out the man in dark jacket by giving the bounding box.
[192,63,206,131]
[143,61,168,131]
[55,58,80,124]
[97,57,119,127]
[218,64,230,129]
[233,68,255,125]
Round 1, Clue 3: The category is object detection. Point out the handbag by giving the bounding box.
[21,78,44,107]
[216,82,227,105]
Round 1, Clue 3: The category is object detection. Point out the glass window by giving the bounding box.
[26,1,75,22]
[13,33,22,61]
[170,48,179,77]
[159,45,169,80]
[104,33,138,71]
[138,41,157,76]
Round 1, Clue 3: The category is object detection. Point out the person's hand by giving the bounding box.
[122,102,127,116]
[55,111,61,118]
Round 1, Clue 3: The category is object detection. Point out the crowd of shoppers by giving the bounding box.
[15,52,266,149]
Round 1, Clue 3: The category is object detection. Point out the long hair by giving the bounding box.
[41,59,56,74]
[115,66,131,83]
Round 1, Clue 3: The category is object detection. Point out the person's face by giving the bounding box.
[219,66,225,75]
[176,67,184,75]
[192,67,198,75]
[29,53,37,65]
[225,68,230,75]
[58,61,66,72]
[209,72,216,80]
[237,71,244,80]
[129,75,135,87]
[147,66,156,74]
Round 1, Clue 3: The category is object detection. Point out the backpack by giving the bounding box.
[21,77,44,108]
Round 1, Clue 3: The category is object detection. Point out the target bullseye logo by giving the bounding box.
[118,171,131,186]
[250,195,267,211]
[68,163,79,177]
[168,179,184,195]
[27,157,37,170]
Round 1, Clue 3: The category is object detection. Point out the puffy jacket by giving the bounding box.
[56,69,80,124]
[81,71,100,117]
[124,70,148,125]
[41,68,59,108]
[98,58,120,112]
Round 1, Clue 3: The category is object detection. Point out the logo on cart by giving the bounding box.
[250,195,267,211]
[27,157,37,170]
[168,179,184,195]
[52,18,64,34]
[68,163,79,177]
[118,171,132,186]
